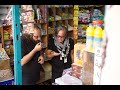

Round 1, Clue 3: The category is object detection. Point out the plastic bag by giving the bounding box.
[55,73,82,85]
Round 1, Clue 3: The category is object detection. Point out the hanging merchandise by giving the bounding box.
[79,9,91,23]
[21,5,33,11]
[21,5,35,34]
[93,24,103,50]
[92,9,104,21]
[73,5,79,41]
[26,11,34,22]
[86,23,95,51]
[37,7,42,20]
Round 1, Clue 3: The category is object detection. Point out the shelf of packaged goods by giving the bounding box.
[79,5,104,8]
[48,18,73,22]
[47,5,73,8]
[20,9,34,13]
[34,19,46,24]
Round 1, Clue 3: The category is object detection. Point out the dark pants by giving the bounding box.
[22,76,39,85]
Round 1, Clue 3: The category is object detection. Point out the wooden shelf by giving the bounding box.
[20,9,34,13]
[47,5,73,8]
[34,19,46,24]
[47,5,74,41]
[78,21,92,24]
[79,5,104,8]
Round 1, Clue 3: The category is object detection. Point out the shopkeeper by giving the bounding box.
[46,26,74,83]
[21,24,44,85]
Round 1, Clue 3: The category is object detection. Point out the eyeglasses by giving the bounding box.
[57,35,65,39]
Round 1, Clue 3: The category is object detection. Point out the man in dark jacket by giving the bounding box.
[21,24,44,85]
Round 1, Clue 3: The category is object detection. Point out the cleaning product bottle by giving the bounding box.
[86,23,95,51]
[93,24,103,50]
[37,7,41,20]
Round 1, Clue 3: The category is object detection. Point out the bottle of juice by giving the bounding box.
[86,23,95,51]
[93,24,103,49]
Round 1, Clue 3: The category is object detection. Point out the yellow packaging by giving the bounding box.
[74,5,79,10]
[94,26,103,38]
[86,24,95,51]
[73,17,78,21]
[74,20,78,26]
[74,43,86,66]
[93,24,103,48]
[86,25,94,36]
[74,10,79,17]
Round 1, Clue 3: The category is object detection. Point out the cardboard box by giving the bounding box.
[0,48,10,60]
[82,52,94,85]
[0,48,13,83]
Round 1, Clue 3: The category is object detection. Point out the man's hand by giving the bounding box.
[38,55,44,64]
[53,51,60,56]
[34,42,42,52]
[45,50,60,60]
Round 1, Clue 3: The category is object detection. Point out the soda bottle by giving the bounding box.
[93,24,103,50]
[86,23,95,51]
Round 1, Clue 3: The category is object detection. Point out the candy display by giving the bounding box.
[92,9,104,21]
[21,5,33,11]
[22,23,34,34]
[79,9,91,23]
[0,48,10,60]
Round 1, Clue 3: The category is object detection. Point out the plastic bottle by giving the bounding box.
[86,23,95,51]
[93,24,103,49]
[37,7,41,20]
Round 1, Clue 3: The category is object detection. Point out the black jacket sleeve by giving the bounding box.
[69,38,74,50]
